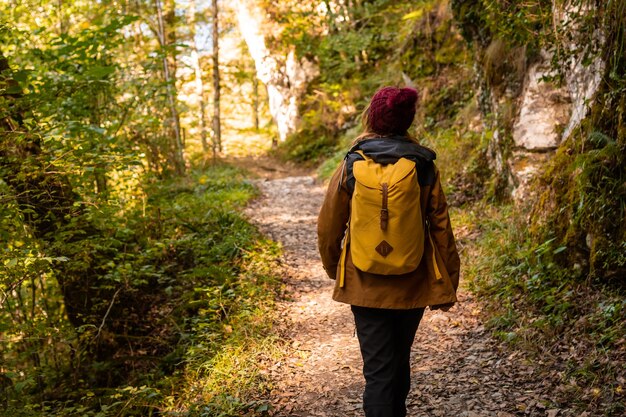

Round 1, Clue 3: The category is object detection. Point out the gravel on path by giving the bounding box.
[245,175,562,417]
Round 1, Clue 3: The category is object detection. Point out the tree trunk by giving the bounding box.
[253,75,259,131]
[212,0,221,154]
[155,0,185,175]
[188,0,210,154]
[235,0,318,141]
[56,0,68,35]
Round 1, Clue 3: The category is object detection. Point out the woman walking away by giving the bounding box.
[317,86,460,417]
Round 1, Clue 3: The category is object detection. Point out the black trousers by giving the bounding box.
[351,305,425,417]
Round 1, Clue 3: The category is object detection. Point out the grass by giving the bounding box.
[130,165,284,416]
[170,232,284,417]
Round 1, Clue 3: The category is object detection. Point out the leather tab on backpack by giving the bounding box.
[375,240,393,257]
[380,209,388,230]
[380,183,389,230]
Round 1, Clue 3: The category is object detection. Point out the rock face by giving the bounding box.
[235,0,318,141]
[509,54,572,201]
[507,4,605,201]
[556,2,606,140]
[561,48,605,140]
[512,57,571,151]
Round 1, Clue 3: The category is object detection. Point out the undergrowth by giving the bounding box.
[1,164,282,416]
[456,202,625,416]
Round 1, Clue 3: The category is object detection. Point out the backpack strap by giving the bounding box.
[338,218,350,288]
[338,150,369,287]
[339,151,372,286]
[338,151,365,192]
[344,139,436,193]
[354,149,369,160]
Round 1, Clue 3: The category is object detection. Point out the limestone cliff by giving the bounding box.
[452,0,624,278]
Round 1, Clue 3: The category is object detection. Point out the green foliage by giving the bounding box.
[2,2,282,415]
[317,149,347,181]
[273,0,474,163]
[1,0,196,180]
[1,165,281,416]
[1,13,146,192]
[277,84,349,162]
[526,0,626,279]
[398,1,469,79]
[316,125,362,180]
[449,0,625,274]
[531,130,626,281]
[458,202,625,415]
[278,132,337,163]
[422,125,487,198]
[421,77,475,130]
[451,0,552,49]
[444,3,626,413]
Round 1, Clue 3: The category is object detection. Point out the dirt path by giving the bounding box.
[245,171,566,417]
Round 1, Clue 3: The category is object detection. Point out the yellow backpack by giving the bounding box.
[343,150,424,278]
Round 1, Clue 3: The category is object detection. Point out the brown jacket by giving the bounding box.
[317,147,460,310]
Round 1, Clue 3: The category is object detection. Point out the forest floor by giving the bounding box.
[241,159,581,417]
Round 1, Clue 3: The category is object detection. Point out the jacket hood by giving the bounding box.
[350,137,436,164]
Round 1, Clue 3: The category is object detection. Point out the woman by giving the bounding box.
[317,86,460,417]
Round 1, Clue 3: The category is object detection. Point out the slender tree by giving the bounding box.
[155,0,186,174]
[253,75,259,131]
[212,0,221,153]
[189,0,210,154]
[55,0,68,35]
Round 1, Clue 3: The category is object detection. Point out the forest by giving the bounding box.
[0,0,624,416]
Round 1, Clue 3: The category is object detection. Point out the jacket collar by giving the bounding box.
[349,136,436,164]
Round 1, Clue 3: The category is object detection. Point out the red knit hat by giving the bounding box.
[367,87,418,135]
